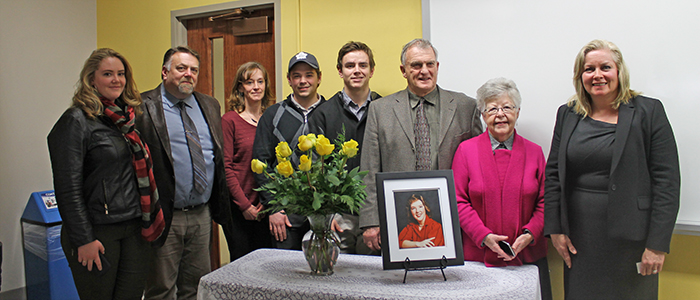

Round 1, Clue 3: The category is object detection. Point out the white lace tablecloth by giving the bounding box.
[198,249,540,300]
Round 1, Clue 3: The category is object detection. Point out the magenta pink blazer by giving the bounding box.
[452,131,547,267]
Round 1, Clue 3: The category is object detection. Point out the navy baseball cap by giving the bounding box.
[288,51,320,72]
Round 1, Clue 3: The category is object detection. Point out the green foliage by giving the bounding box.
[256,131,368,216]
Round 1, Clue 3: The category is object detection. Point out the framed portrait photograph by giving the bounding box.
[376,170,464,270]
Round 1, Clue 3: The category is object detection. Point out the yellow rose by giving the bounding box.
[298,134,315,152]
[276,159,294,177]
[275,141,292,159]
[315,135,335,156]
[305,133,317,144]
[299,154,312,171]
[250,159,267,174]
[341,139,359,158]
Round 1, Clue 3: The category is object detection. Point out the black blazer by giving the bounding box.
[136,84,231,247]
[543,95,680,253]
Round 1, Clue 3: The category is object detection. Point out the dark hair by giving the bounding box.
[227,62,274,113]
[336,41,376,70]
[162,46,201,70]
[406,194,431,224]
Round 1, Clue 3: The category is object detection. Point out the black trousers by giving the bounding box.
[62,218,148,300]
[221,207,272,262]
[273,222,310,250]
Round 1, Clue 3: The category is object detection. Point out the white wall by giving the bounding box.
[426,0,700,228]
[0,0,96,291]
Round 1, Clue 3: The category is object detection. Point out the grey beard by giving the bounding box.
[178,83,194,95]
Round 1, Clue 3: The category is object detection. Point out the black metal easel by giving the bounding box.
[402,255,448,283]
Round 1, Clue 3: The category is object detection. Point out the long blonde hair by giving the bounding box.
[227,62,274,113]
[72,48,141,119]
[568,39,640,117]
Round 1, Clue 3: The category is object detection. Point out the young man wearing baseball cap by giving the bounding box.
[251,52,326,249]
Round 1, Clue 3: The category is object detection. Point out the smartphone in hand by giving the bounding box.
[498,240,515,257]
[90,252,111,277]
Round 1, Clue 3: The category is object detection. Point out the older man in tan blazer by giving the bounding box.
[360,39,482,251]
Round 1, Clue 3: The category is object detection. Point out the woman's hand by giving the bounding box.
[484,233,514,261]
[242,205,260,221]
[551,234,577,268]
[640,248,666,276]
[511,232,534,257]
[269,211,291,242]
[401,237,436,248]
[77,240,105,271]
[416,237,436,247]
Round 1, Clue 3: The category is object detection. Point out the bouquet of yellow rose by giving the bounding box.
[251,132,368,216]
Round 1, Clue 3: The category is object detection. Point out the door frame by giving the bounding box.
[170,0,283,99]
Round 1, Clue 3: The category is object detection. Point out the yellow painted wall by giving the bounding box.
[97,0,421,99]
[294,0,422,98]
[97,0,226,91]
[547,234,700,300]
[96,1,699,300]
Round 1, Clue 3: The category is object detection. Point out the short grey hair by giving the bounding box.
[476,77,522,112]
[400,39,438,66]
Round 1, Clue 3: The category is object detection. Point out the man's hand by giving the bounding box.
[331,218,344,233]
[269,211,292,242]
[363,226,381,251]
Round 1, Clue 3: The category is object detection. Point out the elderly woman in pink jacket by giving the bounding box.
[452,77,551,300]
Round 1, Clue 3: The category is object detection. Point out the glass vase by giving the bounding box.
[302,214,340,276]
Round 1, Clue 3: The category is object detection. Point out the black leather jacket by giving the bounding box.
[48,107,141,247]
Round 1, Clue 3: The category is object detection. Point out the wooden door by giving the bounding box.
[187,7,276,112]
[184,7,275,270]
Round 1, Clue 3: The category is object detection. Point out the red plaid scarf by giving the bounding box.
[101,97,165,242]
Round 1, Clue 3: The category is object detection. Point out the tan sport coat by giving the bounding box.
[359,86,482,228]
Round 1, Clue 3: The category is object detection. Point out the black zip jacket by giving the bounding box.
[48,107,141,248]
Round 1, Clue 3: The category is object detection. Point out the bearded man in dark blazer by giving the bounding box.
[359,39,483,251]
[135,46,231,300]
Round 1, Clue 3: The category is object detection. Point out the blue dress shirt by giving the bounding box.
[161,85,215,208]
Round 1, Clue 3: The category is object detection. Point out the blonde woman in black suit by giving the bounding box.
[544,39,680,299]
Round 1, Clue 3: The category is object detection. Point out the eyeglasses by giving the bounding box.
[483,105,517,116]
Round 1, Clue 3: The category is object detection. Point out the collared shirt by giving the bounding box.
[489,131,514,151]
[408,88,440,170]
[290,94,322,117]
[340,89,373,121]
[161,85,215,208]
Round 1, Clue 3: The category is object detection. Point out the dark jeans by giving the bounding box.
[61,218,148,300]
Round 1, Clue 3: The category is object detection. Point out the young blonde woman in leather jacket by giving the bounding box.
[48,48,163,300]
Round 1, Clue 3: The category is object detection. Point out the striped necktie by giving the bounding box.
[177,101,207,194]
